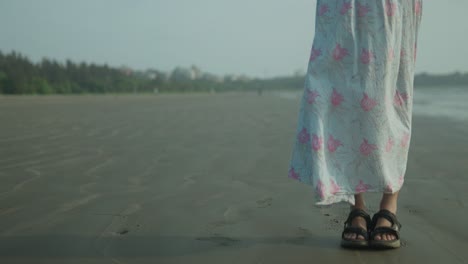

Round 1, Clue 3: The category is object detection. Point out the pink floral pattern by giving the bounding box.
[312,134,323,152]
[356,180,371,193]
[288,0,423,206]
[327,134,343,153]
[385,0,397,17]
[297,127,310,144]
[361,48,375,64]
[359,138,377,156]
[330,179,341,194]
[309,47,322,62]
[401,132,411,148]
[394,90,409,106]
[385,183,393,192]
[360,92,378,111]
[415,1,422,15]
[316,180,326,198]
[318,4,330,16]
[340,1,353,15]
[288,167,300,180]
[306,89,320,104]
[331,88,344,107]
[385,137,394,152]
[332,44,349,61]
[357,3,371,17]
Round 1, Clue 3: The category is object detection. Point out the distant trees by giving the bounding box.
[414,72,468,87]
[0,51,149,94]
[0,50,466,95]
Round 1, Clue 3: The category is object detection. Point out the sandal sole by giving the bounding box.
[369,240,401,249]
[341,239,369,249]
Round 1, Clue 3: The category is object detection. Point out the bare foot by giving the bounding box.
[373,212,397,241]
[375,191,399,241]
[343,212,367,241]
[343,194,368,241]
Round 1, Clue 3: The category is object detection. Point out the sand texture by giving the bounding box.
[0,93,467,263]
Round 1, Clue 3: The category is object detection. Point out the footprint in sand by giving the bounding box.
[318,208,346,231]
[112,222,143,236]
[99,204,142,237]
[195,233,239,247]
[207,198,272,231]
[206,204,253,231]
[183,174,196,187]
[223,205,253,224]
[116,228,129,235]
[59,194,101,212]
[404,205,421,215]
[256,197,273,208]
[285,227,312,245]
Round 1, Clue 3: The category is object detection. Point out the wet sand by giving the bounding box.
[0,92,467,263]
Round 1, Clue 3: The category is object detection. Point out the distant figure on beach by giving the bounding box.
[287,0,423,249]
[257,87,263,96]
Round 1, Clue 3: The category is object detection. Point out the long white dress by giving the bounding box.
[287,0,423,205]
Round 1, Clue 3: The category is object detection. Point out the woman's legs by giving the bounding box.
[343,193,367,240]
[373,192,399,241]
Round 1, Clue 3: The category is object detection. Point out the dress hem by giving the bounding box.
[288,177,404,207]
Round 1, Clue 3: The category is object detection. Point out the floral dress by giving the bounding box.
[287,0,423,205]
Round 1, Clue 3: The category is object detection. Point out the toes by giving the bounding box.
[374,233,397,241]
[383,234,395,241]
[344,233,366,241]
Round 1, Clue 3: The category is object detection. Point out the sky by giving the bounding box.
[0,0,467,78]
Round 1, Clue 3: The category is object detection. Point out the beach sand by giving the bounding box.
[0,92,467,263]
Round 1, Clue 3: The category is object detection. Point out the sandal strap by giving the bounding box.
[371,226,400,240]
[344,208,372,229]
[342,226,369,240]
[371,209,402,230]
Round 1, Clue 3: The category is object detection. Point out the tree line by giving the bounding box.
[0,50,466,95]
[0,51,149,94]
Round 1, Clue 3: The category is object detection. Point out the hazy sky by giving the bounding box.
[0,0,467,77]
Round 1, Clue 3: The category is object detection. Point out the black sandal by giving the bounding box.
[369,209,402,249]
[341,208,372,249]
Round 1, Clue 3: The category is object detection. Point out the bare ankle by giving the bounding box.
[380,205,397,214]
[379,192,398,214]
[352,194,366,210]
